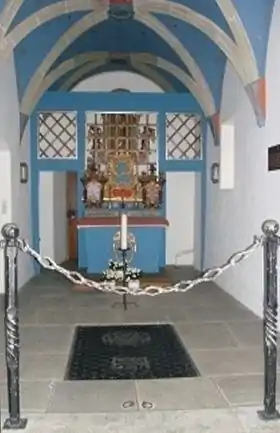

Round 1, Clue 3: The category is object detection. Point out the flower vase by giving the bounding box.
[128,279,140,292]
[106,280,116,289]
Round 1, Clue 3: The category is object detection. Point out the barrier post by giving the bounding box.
[2,223,27,430]
[258,220,280,420]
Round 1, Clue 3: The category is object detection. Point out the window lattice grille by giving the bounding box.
[86,112,158,171]
[38,112,77,159]
[166,113,202,160]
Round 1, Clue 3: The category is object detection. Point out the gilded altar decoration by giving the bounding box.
[104,151,143,202]
[139,164,166,208]
[83,111,165,208]
[80,161,108,208]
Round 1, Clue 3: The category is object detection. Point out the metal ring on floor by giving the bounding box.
[122,400,135,409]
[141,401,154,409]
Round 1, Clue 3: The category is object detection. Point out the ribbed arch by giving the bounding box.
[63,63,173,92]
[20,10,215,119]
[0,0,259,86]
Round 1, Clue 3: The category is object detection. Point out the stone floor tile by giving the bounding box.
[135,377,228,410]
[175,322,238,350]
[20,325,74,353]
[1,410,248,433]
[190,347,264,376]
[227,321,263,347]
[20,353,68,381]
[213,374,280,406]
[235,406,280,432]
[47,380,138,413]
[0,381,53,412]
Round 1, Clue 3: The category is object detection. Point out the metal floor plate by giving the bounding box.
[65,324,200,380]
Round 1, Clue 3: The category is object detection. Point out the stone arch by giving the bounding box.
[22,51,211,119]
[63,63,173,93]
[69,70,167,92]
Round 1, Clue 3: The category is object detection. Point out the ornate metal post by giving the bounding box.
[2,223,27,429]
[258,220,280,420]
[121,249,128,311]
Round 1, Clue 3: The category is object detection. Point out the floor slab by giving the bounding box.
[135,377,228,410]
[47,380,138,413]
[1,409,248,433]
[20,325,75,353]
[236,406,280,433]
[0,381,53,412]
[190,347,264,376]
[227,321,264,347]
[175,322,239,350]
[214,374,280,406]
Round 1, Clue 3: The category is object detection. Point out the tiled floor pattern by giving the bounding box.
[0,267,280,432]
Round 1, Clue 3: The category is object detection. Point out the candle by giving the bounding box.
[156,161,159,178]
[120,212,128,250]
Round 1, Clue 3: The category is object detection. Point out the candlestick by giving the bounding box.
[120,213,128,250]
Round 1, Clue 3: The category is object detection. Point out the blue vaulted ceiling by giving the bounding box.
[50,19,190,74]
[0,0,276,120]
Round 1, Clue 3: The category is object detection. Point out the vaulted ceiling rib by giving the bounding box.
[0,0,275,128]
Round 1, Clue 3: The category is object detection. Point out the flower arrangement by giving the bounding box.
[101,259,142,283]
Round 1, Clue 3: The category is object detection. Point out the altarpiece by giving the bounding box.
[81,112,165,211]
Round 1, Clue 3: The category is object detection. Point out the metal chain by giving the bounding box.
[15,235,263,296]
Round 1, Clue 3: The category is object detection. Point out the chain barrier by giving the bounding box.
[16,235,263,297]
[1,220,280,427]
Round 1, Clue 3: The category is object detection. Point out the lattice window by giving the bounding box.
[86,112,158,172]
[166,113,202,160]
[37,111,77,159]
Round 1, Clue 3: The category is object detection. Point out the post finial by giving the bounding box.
[1,223,20,240]
[262,220,279,235]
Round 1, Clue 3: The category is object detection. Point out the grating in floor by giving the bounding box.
[65,324,200,381]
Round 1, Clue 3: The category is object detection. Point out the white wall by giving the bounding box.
[0,54,34,293]
[53,172,67,264]
[205,0,280,326]
[166,172,198,266]
[193,173,202,270]
[17,123,34,287]
[39,172,67,263]
[0,150,12,294]
[72,71,164,93]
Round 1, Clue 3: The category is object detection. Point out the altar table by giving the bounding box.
[76,216,169,274]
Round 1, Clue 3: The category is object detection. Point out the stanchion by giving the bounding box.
[121,248,128,311]
[2,223,27,430]
[258,220,280,421]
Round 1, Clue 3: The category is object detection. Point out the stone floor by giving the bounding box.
[0,266,280,432]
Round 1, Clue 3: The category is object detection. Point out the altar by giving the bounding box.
[75,111,167,274]
[77,216,168,274]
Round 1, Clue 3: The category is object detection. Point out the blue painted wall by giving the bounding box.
[31,91,206,272]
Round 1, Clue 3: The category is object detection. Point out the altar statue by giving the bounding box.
[86,175,102,205]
